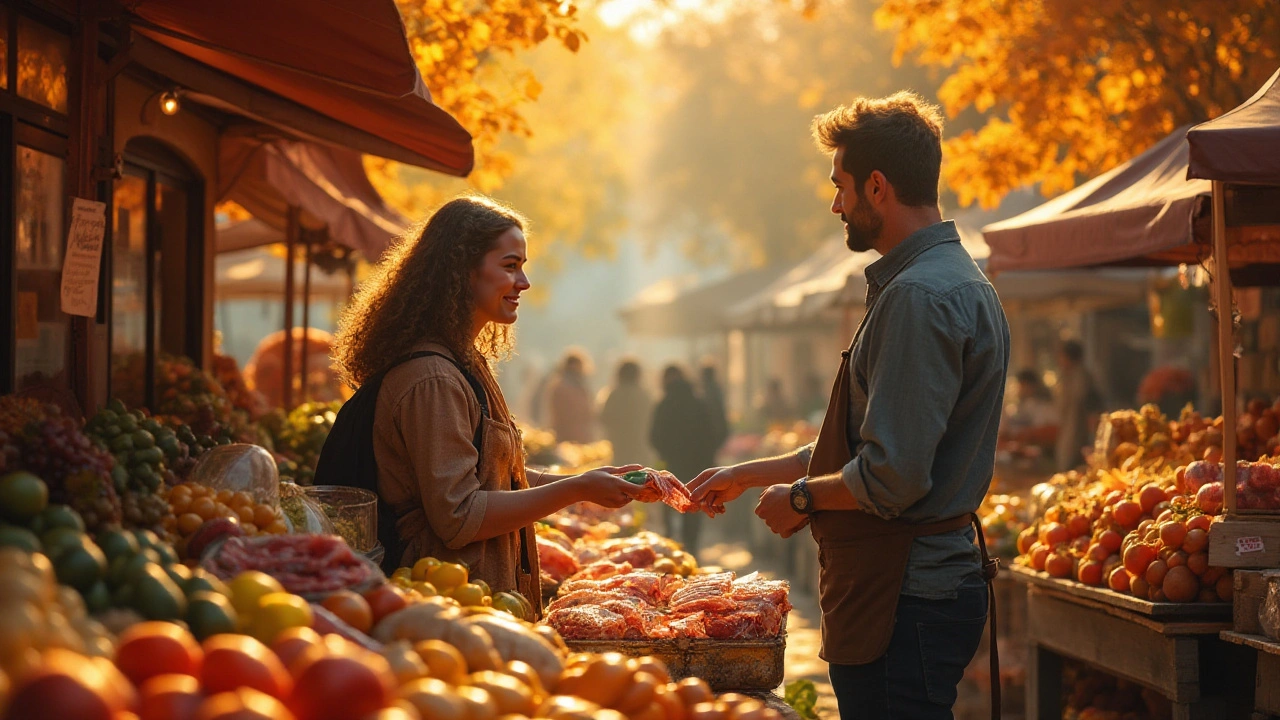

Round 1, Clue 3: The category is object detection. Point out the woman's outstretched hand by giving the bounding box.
[570,468,645,508]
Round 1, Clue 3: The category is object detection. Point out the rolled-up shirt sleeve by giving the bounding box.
[394,376,488,550]
[842,283,964,519]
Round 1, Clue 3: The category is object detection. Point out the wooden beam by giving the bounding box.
[1212,181,1238,513]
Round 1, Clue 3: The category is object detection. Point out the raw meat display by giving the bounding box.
[546,567,790,641]
[622,469,696,512]
[537,535,581,583]
[202,533,380,596]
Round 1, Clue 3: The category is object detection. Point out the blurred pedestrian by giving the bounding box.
[1055,339,1103,471]
[758,377,793,426]
[547,349,595,443]
[798,372,827,424]
[651,364,717,553]
[700,364,729,459]
[599,359,654,466]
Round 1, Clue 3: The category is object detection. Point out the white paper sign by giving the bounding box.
[60,197,107,317]
[1236,536,1266,555]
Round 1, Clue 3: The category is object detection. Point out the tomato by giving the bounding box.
[1028,544,1049,571]
[414,640,467,685]
[138,674,203,720]
[1186,551,1210,576]
[195,688,296,720]
[270,626,325,673]
[397,678,468,720]
[116,621,204,687]
[1144,559,1168,587]
[1077,561,1104,586]
[1016,527,1037,555]
[1182,527,1209,553]
[365,585,410,625]
[361,706,421,720]
[1086,543,1109,563]
[321,590,374,634]
[1129,574,1150,598]
[1166,550,1188,569]
[1041,522,1069,547]
[1044,552,1073,579]
[1066,515,1091,538]
[7,649,135,720]
[1162,565,1198,602]
[1112,500,1142,528]
[288,646,394,720]
[201,634,292,699]
[1107,567,1130,592]
[1098,530,1123,553]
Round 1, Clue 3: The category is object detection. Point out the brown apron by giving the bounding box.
[807,338,1000,717]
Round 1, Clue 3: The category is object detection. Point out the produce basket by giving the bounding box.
[563,635,786,692]
[304,485,378,552]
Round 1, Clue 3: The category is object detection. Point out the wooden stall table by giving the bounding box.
[1011,565,1254,719]
[1220,631,1280,719]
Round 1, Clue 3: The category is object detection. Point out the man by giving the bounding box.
[689,92,1010,719]
[1054,339,1100,471]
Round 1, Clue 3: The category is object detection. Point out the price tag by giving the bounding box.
[1236,536,1266,555]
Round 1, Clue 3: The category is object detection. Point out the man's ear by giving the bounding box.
[868,170,890,207]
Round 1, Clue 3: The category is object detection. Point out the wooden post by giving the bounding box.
[282,206,299,410]
[68,1,101,414]
[299,231,314,404]
[1211,181,1238,514]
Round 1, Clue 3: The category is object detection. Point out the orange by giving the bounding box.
[138,674,203,720]
[195,687,295,720]
[425,563,467,592]
[320,590,374,634]
[365,585,409,624]
[270,626,325,674]
[115,621,204,687]
[414,640,467,685]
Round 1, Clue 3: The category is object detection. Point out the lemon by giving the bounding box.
[227,570,285,617]
[411,556,441,581]
[248,591,313,644]
[426,562,467,592]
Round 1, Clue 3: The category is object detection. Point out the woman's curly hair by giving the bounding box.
[333,195,527,388]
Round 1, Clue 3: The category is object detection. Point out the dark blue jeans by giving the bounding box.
[828,577,988,720]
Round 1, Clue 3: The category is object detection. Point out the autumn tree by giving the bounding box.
[875,0,1280,208]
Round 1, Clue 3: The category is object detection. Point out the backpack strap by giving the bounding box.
[394,351,488,451]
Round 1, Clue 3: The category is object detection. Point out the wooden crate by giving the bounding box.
[1208,520,1280,568]
[1009,564,1232,621]
[1234,570,1280,635]
[564,635,786,692]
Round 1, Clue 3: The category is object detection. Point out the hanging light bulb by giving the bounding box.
[159,90,181,116]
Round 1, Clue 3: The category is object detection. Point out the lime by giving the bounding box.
[133,564,187,620]
[110,552,156,587]
[106,398,127,415]
[98,409,119,425]
[54,544,107,592]
[134,529,161,549]
[165,563,192,587]
[0,525,42,553]
[109,434,134,453]
[110,465,129,492]
[85,580,111,612]
[185,591,239,640]
[0,471,48,523]
[112,582,135,607]
[41,505,85,534]
[153,542,178,567]
[184,569,231,598]
[96,530,139,562]
[40,527,87,560]
[118,414,138,432]
[132,429,156,450]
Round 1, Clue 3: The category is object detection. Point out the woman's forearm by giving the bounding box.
[472,482,582,542]
[525,467,570,487]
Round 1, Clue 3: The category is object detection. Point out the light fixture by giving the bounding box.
[159,89,181,116]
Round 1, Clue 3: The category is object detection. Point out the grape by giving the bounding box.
[8,414,121,532]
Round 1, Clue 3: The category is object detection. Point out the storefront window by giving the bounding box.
[14,145,68,392]
[112,174,148,407]
[16,16,69,112]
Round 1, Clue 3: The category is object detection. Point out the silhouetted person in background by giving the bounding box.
[758,377,793,426]
[1055,339,1102,471]
[651,364,717,553]
[700,364,729,460]
[599,359,654,466]
[548,349,595,443]
[798,372,827,423]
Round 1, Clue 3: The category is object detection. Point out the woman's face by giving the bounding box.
[471,226,530,330]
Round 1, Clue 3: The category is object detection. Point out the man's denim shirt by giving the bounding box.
[800,220,1011,599]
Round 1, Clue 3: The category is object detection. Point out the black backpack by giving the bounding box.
[314,351,487,573]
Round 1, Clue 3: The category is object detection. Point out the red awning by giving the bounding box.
[126,0,474,176]
[1187,66,1280,185]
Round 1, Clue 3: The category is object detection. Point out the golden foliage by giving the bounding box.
[875,0,1280,208]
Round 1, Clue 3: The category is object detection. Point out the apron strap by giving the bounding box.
[970,512,1001,720]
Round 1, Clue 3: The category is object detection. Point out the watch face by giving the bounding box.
[791,488,809,511]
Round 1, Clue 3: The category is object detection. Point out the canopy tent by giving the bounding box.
[984,127,1213,273]
[218,136,410,260]
[216,244,351,301]
[1188,67,1280,185]
[125,0,474,175]
[728,241,874,330]
[619,267,787,337]
[1185,65,1280,518]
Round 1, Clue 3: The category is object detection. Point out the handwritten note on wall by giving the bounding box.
[60,197,107,317]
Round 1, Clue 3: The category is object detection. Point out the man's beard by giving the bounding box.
[843,206,883,253]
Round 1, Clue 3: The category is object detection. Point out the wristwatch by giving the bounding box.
[789,477,813,514]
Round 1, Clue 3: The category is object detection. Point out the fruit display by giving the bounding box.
[977,491,1033,559]
[1092,398,1280,472]
[167,481,289,556]
[0,398,120,533]
[545,569,791,641]
[112,352,269,448]
[1179,458,1280,512]
[0,548,115,679]
[213,351,271,421]
[261,401,343,486]
[1061,658,1170,720]
[1014,462,1234,603]
[388,556,537,621]
[83,400,181,535]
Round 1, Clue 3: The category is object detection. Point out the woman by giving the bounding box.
[332,196,641,607]
[598,358,654,467]
[650,364,717,553]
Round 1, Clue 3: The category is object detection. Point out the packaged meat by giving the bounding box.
[544,605,631,640]
[202,533,383,598]
[622,469,696,512]
[537,535,581,584]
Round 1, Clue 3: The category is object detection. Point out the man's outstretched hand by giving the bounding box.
[688,466,747,517]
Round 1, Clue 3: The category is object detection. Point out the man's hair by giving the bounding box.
[1061,340,1085,363]
[811,91,944,207]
